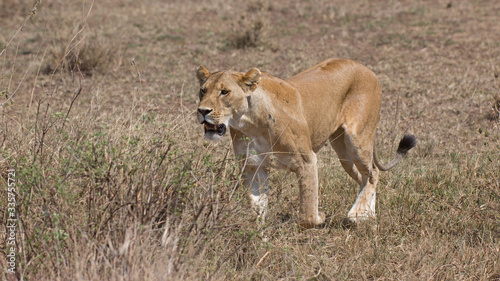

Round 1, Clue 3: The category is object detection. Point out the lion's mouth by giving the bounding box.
[203,121,226,136]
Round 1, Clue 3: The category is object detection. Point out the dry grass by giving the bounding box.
[1,0,499,280]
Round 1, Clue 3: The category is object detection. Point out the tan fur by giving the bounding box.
[196,58,415,228]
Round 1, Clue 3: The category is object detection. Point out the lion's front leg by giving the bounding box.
[294,152,326,228]
[230,128,270,220]
[244,161,269,219]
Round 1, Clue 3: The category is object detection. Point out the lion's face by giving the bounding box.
[196,66,261,141]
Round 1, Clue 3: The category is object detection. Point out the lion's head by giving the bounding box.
[196,66,261,141]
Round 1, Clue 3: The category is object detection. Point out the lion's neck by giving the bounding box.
[230,87,274,138]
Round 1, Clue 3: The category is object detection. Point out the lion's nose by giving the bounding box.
[198,108,213,117]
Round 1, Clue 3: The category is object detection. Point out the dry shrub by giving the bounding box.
[43,34,117,76]
[0,86,266,279]
[226,1,269,50]
[228,16,265,49]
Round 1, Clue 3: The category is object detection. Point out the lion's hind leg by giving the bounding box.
[339,130,380,223]
[329,129,363,186]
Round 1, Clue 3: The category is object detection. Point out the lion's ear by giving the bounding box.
[197,65,210,85]
[241,68,261,91]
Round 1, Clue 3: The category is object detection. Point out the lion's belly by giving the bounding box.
[305,104,342,152]
[310,125,339,152]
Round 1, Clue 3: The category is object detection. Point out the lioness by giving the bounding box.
[196,58,416,228]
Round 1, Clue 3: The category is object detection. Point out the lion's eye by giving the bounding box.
[199,88,207,97]
[220,89,230,95]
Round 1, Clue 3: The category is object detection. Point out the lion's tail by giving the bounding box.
[374,134,417,171]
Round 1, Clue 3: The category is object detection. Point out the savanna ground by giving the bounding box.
[0,0,499,280]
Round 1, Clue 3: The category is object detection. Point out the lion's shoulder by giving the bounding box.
[258,74,302,108]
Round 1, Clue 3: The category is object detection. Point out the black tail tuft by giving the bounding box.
[397,134,417,154]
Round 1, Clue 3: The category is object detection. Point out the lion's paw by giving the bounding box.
[317,211,326,224]
[299,211,326,229]
[346,210,376,224]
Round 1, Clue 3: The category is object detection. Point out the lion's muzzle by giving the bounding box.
[198,107,227,138]
[203,121,226,136]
